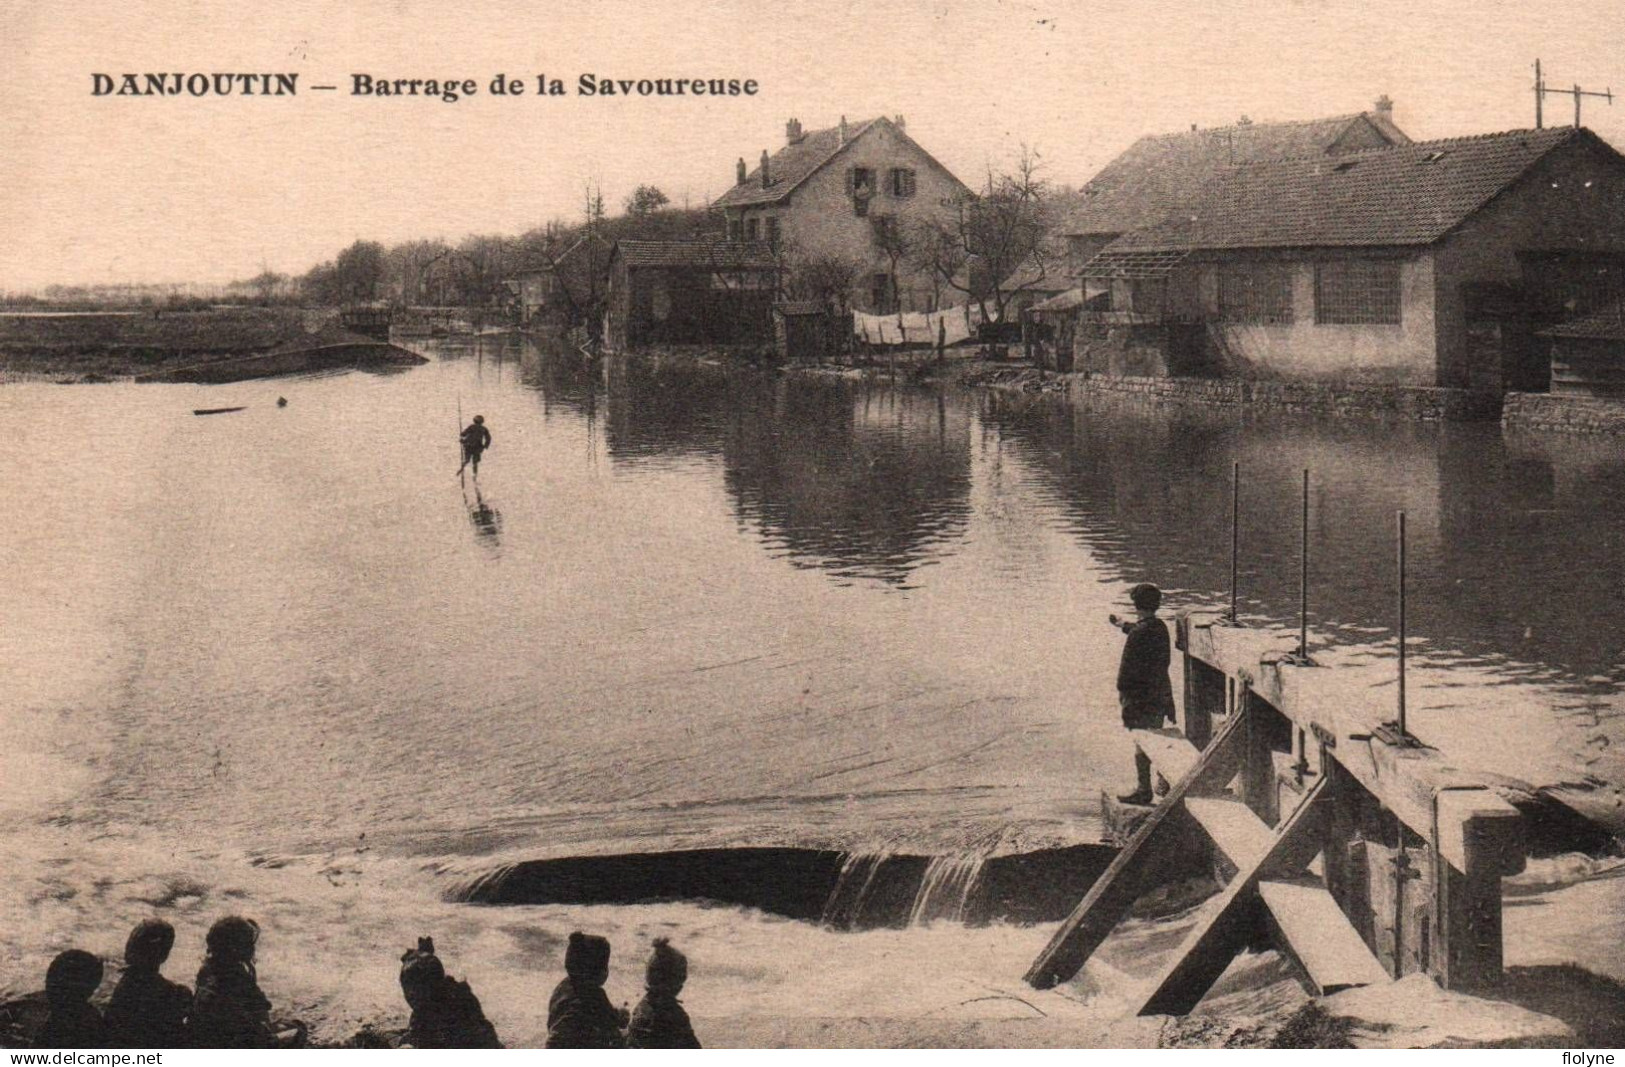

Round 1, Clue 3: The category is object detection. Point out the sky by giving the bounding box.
[5,0,1625,290]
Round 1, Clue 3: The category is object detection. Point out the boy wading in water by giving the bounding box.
[459,415,491,476]
[1110,582,1177,805]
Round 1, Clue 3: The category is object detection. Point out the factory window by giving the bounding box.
[1314,260,1402,325]
[1219,263,1294,324]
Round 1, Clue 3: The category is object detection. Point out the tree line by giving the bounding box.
[232,158,1086,326]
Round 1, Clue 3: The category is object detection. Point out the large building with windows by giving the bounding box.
[1069,126,1625,395]
[1059,101,1412,273]
[713,115,974,314]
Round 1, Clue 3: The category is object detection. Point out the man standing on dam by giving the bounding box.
[1109,582,1177,805]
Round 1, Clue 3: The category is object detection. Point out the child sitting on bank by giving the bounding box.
[545,932,627,1049]
[188,917,305,1048]
[398,936,501,1049]
[626,938,700,1049]
[106,920,192,1048]
[33,950,107,1048]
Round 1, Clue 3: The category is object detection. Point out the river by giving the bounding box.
[0,335,1620,1044]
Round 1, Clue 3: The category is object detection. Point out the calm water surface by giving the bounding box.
[2,336,1622,883]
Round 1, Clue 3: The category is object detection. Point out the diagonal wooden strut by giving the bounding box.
[1024,703,1252,989]
[1136,774,1331,1015]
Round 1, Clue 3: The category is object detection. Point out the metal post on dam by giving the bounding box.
[1024,518,1528,1014]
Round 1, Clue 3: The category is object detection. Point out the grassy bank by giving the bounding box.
[0,308,408,382]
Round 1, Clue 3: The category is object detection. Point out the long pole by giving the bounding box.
[1536,58,1543,129]
[1299,469,1309,659]
[1230,461,1240,621]
[456,397,466,478]
[1397,510,1407,738]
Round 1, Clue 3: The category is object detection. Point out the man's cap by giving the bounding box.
[1129,583,1162,611]
[473,415,485,424]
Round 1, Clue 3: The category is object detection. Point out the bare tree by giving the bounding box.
[911,145,1056,325]
[871,213,912,319]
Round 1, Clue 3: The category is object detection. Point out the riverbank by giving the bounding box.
[1,839,1615,1048]
[0,308,425,383]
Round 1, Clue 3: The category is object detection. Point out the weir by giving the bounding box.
[452,843,1113,929]
[1025,610,1533,1013]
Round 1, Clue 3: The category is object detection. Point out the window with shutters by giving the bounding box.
[1314,260,1402,325]
[1218,263,1294,324]
[889,168,917,197]
[847,167,875,216]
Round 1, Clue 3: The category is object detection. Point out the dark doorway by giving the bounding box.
[1463,282,1545,393]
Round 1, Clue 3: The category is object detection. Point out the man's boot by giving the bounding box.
[1116,747,1155,806]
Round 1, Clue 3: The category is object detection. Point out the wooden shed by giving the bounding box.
[1540,308,1625,397]
[603,238,780,352]
[773,301,844,361]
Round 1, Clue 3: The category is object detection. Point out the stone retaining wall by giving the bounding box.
[1065,374,1501,420]
[1502,391,1625,434]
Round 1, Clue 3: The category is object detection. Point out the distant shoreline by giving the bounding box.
[0,307,426,384]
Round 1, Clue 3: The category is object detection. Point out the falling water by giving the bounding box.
[820,851,891,928]
[906,854,985,926]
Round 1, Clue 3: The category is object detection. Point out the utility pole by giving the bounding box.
[1534,58,1613,128]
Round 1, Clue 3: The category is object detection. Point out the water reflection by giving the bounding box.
[720,380,973,587]
[975,391,1625,682]
[512,341,978,587]
[463,481,502,546]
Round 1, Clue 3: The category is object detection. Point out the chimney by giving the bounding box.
[736,157,747,185]
[1374,93,1394,118]
[1237,114,1253,126]
[786,117,804,144]
[760,148,771,189]
[893,114,905,129]
[839,115,848,144]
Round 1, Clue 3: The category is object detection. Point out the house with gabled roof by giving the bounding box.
[714,115,974,314]
[1068,126,1625,398]
[1061,98,1412,271]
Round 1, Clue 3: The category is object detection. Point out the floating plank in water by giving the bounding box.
[193,406,246,416]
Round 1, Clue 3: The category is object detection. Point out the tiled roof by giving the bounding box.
[714,119,883,208]
[613,237,779,270]
[1106,127,1603,252]
[1078,249,1190,278]
[997,259,1072,294]
[1061,111,1410,237]
[1030,287,1088,312]
[1539,307,1625,340]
